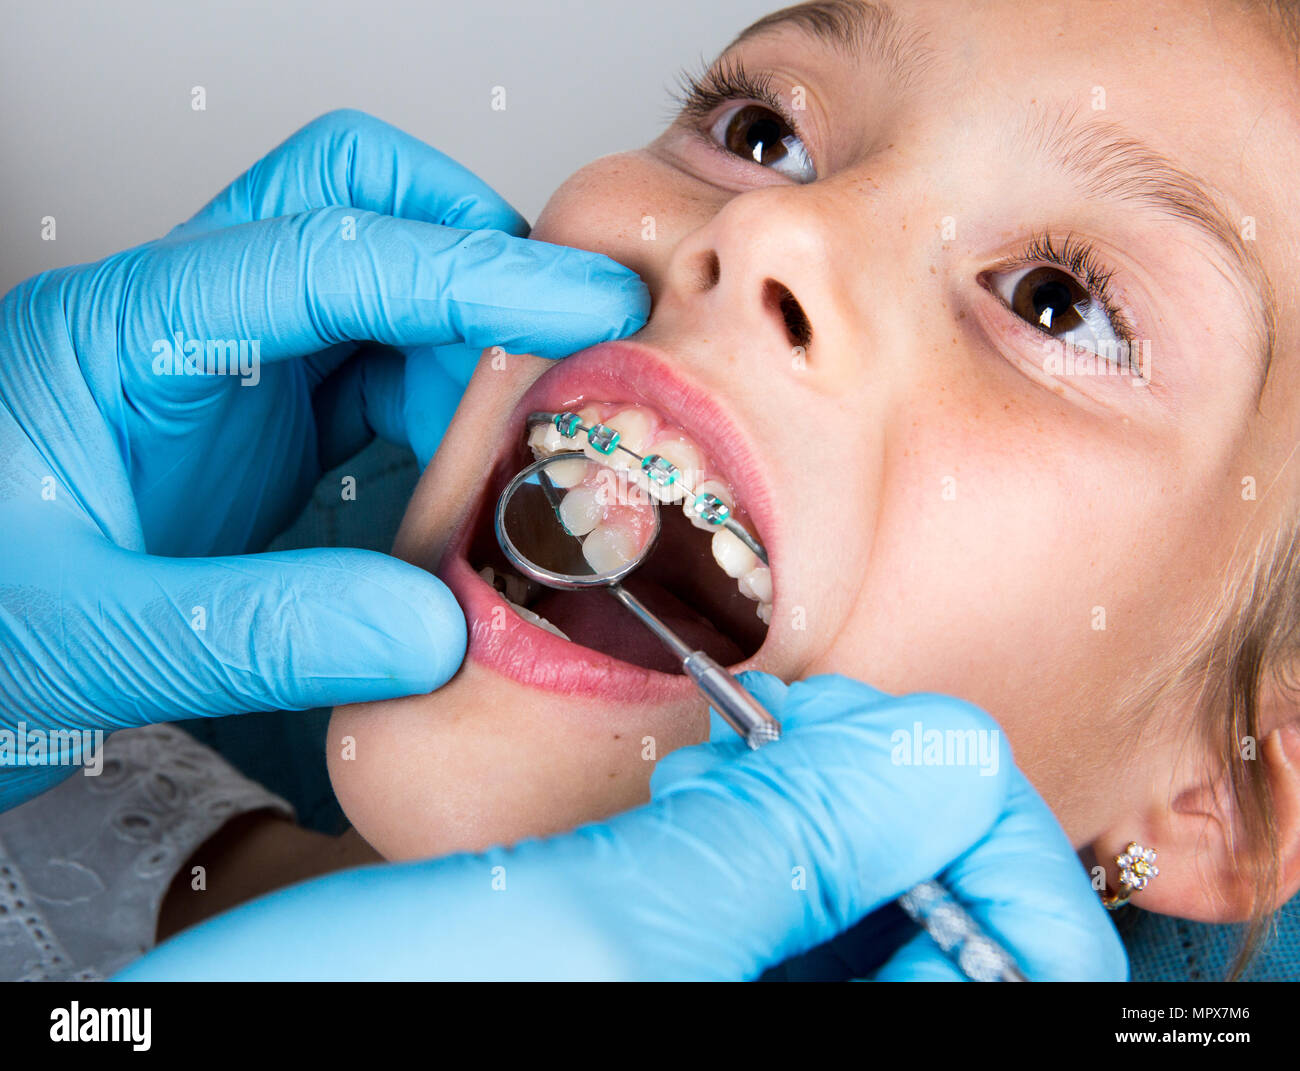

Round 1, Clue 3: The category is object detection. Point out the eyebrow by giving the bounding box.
[727,0,936,91]
[724,0,1278,379]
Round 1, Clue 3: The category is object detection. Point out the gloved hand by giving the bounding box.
[113,674,1126,981]
[0,109,649,810]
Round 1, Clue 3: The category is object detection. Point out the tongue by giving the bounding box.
[532,576,743,674]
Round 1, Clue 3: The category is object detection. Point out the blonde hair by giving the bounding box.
[1260,0,1300,54]
[1210,0,1300,980]
[1192,517,1298,978]
[1111,493,1297,978]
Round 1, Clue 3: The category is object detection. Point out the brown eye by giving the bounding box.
[1008,266,1089,335]
[986,263,1123,357]
[708,104,815,183]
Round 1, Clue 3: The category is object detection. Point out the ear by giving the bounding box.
[1088,681,1300,924]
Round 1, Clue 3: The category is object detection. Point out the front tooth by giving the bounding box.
[545,456,589,488]
[644,439,702,502]
[686,479,734,531]
[582,522,638,574]
[601,408,656,466]
[738,565,772,603]
[558,487,603,536]
[577,405,624,464]
[711,528,760,578]
[756,601,773,625]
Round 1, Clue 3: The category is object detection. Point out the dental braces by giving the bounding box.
[527,411,769,566]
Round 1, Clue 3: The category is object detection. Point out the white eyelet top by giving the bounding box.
[0,723,293,981]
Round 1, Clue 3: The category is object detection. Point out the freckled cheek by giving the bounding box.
[856,408,1069,600]
[530,153,703,289]
[531,156,646,250]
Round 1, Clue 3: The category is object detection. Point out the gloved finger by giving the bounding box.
[311,340,478,467]
[771,673,899,731]
[602,691,1015,978]
[311,344,408,470]
[98,208,649,398]
[649,672,789,795]
[403,341,482,468]
[167,108,530,241]
[929,773,1128,981]
[107,691,1021,982]
[652,672,927,804]
[873,773,1126,981]
[648,738,738,797]
[869,931,966,981]
[4,537,466,732]
[732,669,791,718]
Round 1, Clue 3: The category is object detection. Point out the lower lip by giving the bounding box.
[438,553,697,704]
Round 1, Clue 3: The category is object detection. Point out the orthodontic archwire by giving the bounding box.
[527,411,769,566]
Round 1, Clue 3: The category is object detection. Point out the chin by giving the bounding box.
[327,339,785,861]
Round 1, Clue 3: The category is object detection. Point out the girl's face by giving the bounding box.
[329,0,1300,884]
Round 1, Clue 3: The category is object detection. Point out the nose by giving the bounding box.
[659,185,845,375]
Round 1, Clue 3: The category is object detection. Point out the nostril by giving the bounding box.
[691,250,721,291]
[763,278,812,350]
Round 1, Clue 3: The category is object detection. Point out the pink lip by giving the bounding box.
[437,339,778,704]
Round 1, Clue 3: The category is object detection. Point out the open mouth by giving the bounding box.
[440,344,776,685]
[464,402,771,674]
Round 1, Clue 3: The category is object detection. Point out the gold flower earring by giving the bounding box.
[1101,841,1159,910]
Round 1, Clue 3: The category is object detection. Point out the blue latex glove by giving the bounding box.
[114,673,1126,981]
[0,109,649,810]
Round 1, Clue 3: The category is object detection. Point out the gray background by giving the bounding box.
[0,0,770,296]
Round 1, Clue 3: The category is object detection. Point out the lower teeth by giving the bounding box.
[479,566,570,640]
[506,597,570,641]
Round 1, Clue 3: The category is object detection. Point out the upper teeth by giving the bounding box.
[527,404,773,624]
[557,486,605,536]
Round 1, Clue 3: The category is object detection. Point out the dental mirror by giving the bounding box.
[494,450,781,748]
[495,452,660,588]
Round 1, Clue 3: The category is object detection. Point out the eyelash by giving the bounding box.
[669,64,1136,349]
[998,232,1136,348]
[669,56,807,156]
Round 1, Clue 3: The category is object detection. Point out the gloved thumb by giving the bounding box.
[650,671,900,796]
[649,670,791,795]
[11,541,467,730]
[732,669,790,713]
